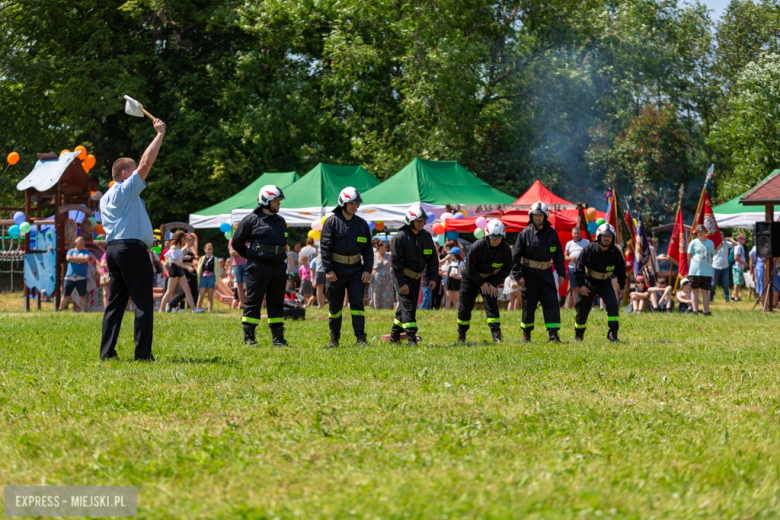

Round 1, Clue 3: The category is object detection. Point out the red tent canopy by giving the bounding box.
[512,180,573,206]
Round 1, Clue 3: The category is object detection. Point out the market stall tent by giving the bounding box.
[189,171,300,228]
[231,163,380,226]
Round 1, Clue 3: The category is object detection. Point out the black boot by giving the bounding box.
[243,323,257,346]
[388,328,402,344]
[456,330,467,344]
[323,333,339,349]
[356,334,368,346]
[608,329,619,342]
[407,334,419,347]
[522,329,532,343]
[548,330,561,343]
[491,330,503,343]
[271,327,288,347]
[574,328,585,342]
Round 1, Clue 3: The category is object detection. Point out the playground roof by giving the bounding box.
[16,151,85,192]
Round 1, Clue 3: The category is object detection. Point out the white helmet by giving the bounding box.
[258,185,285,206]
[338,187,363,206]
[529,201,548,216]
[404,204,429,226]
[596,223,616,239]
[485,219,506,238]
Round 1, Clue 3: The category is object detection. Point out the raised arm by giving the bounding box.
[137,119,167,181]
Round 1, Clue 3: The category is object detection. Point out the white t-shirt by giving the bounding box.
[443,260,464,280]
[166,247,183,266]
[733,244,746,272]
[565,238,590,270]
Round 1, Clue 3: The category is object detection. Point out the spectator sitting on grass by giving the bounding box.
[649,276,673,312]
[629,275,651,312]
[676,278,693,312]
[60,237,91,312]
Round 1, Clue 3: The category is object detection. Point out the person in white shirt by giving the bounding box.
[564,227,589,308]
[731,233,748,301]
[439,247,464,310]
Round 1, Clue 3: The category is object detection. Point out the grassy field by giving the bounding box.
[1,292,780,519]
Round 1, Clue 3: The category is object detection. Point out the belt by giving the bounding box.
[107,239,146,247]
[522,258,551,270]
[251,243,285,255]
[403,268,423,280]
[333,253,361,265]
[585,267,612,280]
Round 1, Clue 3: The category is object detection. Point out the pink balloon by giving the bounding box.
[475,216,488,230]
[312,221,323,231]
[441,212,454,221]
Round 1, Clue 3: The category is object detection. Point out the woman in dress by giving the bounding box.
[371,240,394,309]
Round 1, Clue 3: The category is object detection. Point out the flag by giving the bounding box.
[635,209,655,285]
[668,206,689,276]
[696,191,723,251]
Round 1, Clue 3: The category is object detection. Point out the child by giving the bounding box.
[308,257,319,307]
[197,243,216,312]
[298,254,313,307]
[230,269,240,310]
[649,276,673,312]
[629,275,651,312]
[676,278,693,312]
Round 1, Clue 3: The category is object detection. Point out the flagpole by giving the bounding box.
[671,184,686,296]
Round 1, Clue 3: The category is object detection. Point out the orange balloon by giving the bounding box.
[60,149,71,156]
[586,207,598,222]
[109,181,115,188]
[74,145,87,160]
[7,152,19,165]
[375,221,384,231]
[95,224,105,234]
[83,154,96,170]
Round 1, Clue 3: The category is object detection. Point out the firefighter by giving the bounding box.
[389,204,438,346]
[457,220,512,343]
[512,201,566,342]
[320,187,374,347]
[231,185,289,347]
[573,223,626,342]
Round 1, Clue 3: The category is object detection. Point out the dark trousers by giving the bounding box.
[100,241,154,360]
[520,270,560,332]
[171,268,197,309]
[243,260,286,330]
[326,271,366,338]
[458,279,500,332]
[575,282,619,331]
[392,276,422,335]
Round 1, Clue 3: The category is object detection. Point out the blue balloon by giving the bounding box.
[587,221,598,235]
[454,212,465,219]
[8,225,21,237]
[427,213,436,224]
[446,230,458,240]
[13,212,25,225]
[368,221,376,231]
[219,222,232,233]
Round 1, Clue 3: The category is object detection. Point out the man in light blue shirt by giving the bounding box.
[710,231,733,302]
[99,117,167,361]
[59,236,91,312]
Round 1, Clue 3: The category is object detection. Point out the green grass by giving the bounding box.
[1,295,780,519]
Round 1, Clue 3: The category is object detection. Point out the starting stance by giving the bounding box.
[320,187,374,347]
[389,205,438,346]
[232,185,289,347]
[457,220,512,343]
[573,223,626,342]
[512,201,566,342]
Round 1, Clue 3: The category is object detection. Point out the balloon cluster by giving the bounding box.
[219,222,234,239]
[8,211,31,238]
[60,146,97,173]
[432,210,468,245]
[580,207,603,235]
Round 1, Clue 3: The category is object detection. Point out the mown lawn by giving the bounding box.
[1,294,779,519]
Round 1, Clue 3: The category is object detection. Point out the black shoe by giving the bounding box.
[574,328,585,342]
[456,330,467,344]
[703,311,712,316]
[243,323,257,346]
[491,330,503,343]
[522,330,532,343]
[388,329,402,344]
[408,335,419,347]
[271,327,288,347]
[607,330,619,342]
[548,331,560,343]
[356,335,368,346]
[323,334,339,349]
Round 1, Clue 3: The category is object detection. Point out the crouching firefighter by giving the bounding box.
[512,201,566,342]
[574,223,626,342]
[232,185,289,347]
[320,187,374,348]
[389,205,438,346]
[457,220,512,344]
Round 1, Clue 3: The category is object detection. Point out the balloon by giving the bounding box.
[151,246,161,256]
[426,213,436,224]
[74,145,87,160]
[219,222,231,232]
[312,221,322,231]
[321,216,328,225]
[8,225,20,237]
[7,152,19,165]
[94,224,104,234]
[586,207,598,221]
[432,223,445,235]
[308,229,321,240]
[83,154,96,171]
[454,212,465,219]
[60,149,71,156]
[587,221,598,235]
[19,222,31,234]
[109,181,115,188]
[88,217,97,225]
[375,221,384,231]
[13,212,25,225]
[441,212,453,221]
[474,228,485,239]
[475,216,488,230]
[224,230,233,239]
[368,221,376,231]
[596,218,606,226]
[436,233,446,246]
[446,230,458,240]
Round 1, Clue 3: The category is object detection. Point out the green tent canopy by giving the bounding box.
[713,169,780,228]
[189,172,300,228]
[231,163,380,226]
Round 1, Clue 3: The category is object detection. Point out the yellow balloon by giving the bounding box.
[321,216,328,225]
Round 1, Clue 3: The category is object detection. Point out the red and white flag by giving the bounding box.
[696,191,723,252]
[668,206,689,276]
